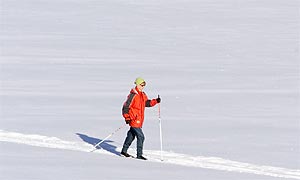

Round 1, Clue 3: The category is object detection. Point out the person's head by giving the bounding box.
[134,77,146,91]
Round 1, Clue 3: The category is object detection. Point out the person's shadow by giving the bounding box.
[76,133,121,156]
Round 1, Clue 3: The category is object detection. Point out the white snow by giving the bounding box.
[1,130,300,179]
[0,0,299,180]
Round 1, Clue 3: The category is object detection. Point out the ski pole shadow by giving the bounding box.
[76,133,121,156]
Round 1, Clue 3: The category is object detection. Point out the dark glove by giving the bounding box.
[125,119,131,124]
[156,97,161,103]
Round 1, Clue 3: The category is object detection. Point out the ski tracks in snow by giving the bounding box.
[0,130,299,179]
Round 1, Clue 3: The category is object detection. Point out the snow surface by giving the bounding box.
[0,0,299,179]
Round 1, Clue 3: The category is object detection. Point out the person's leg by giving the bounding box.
[121,128,135,153]
[132,128,145,157]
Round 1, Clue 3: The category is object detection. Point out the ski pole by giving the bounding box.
[158,95,163,161]
[91,124,127,152]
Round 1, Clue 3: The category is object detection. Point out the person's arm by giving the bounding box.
[145,94,161,107]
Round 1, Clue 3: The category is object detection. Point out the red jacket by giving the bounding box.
[122,87,157,128]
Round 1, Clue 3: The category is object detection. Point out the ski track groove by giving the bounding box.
[0,130,299,179]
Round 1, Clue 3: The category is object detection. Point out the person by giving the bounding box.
[121,77,161,160]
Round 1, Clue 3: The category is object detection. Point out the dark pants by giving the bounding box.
[121,127,145,157]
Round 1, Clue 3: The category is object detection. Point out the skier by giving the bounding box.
[121,77,161,160]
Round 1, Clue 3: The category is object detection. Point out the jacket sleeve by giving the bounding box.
[145,99,158,107]
[122,93,135,119]
[144,93,157,107]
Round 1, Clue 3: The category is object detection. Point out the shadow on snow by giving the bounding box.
[76,133,121,156]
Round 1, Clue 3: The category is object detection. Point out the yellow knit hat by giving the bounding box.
[134,77,145,85]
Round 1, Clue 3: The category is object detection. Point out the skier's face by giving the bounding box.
[137,82,146,91]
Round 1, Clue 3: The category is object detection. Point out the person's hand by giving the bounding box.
[156,97,161,103]
[125,118,131,124]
